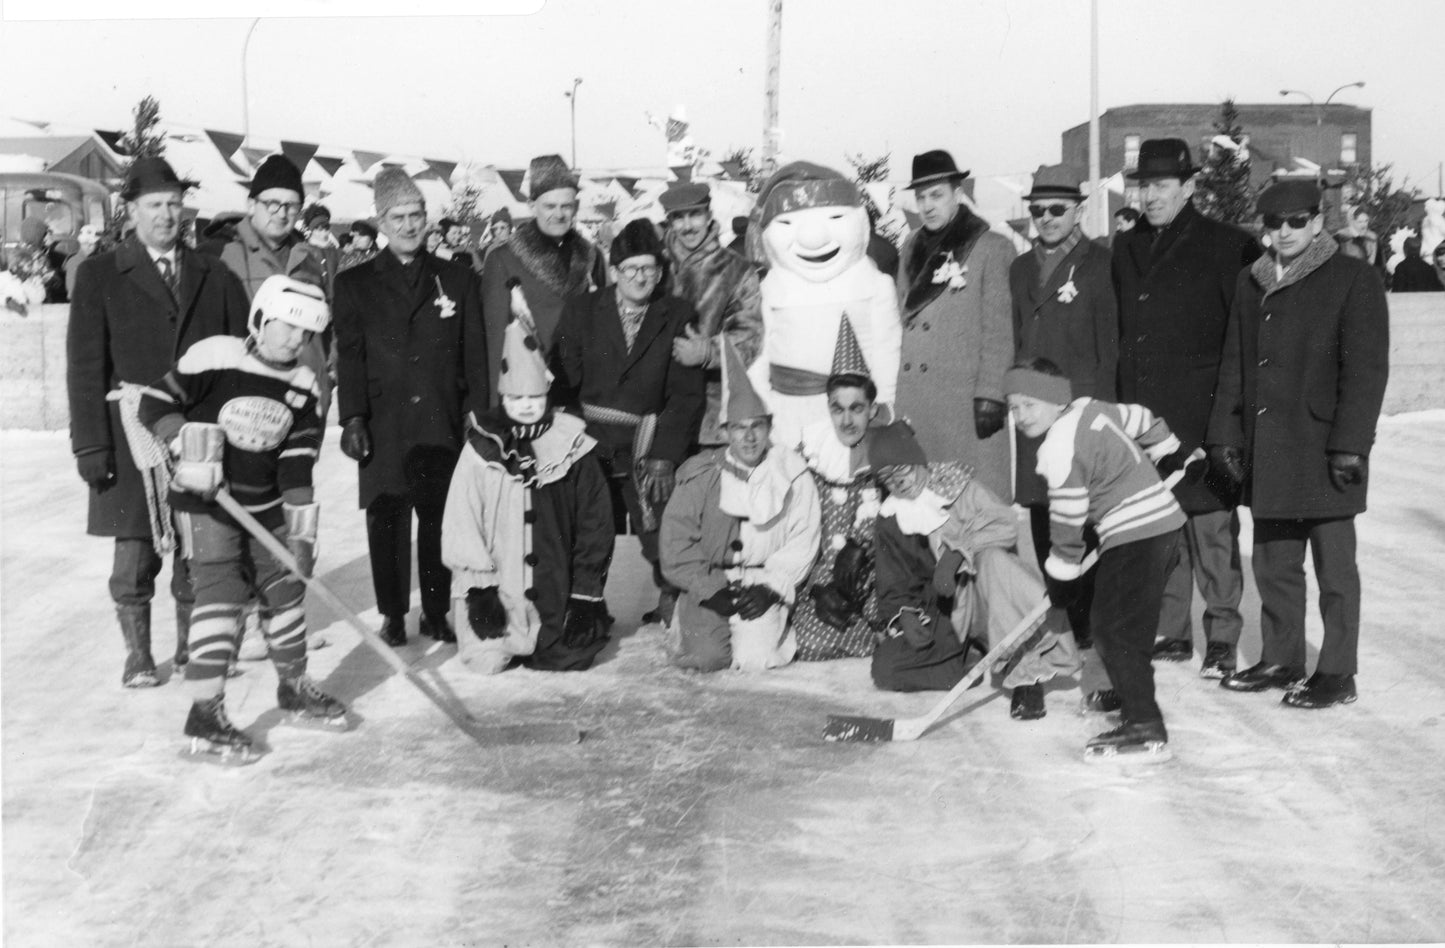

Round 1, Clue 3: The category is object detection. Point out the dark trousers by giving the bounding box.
[110,537,193,610]
[596,445,659,564]
[1157,509,1244,645]
[366,494,449,621]
[1092,530,1180,725]
[1029,506,1097,644]
[1253,517,1360,675]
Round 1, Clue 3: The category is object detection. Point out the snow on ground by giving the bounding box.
[4,419,1444,947]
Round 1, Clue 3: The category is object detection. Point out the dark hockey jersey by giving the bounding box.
[139,335,322,527]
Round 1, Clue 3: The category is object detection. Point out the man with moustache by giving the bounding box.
[1113,138,1261,679]
[333,168,488,646]
[67,157,250,687]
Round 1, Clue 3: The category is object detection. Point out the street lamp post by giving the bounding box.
[565,78,583,169]
[1280,81,1365,172]
[241,17,260,148]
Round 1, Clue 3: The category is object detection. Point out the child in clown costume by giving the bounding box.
[441,318,615,674]
[747,161,901,450]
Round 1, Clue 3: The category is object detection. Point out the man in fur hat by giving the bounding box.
[660,340,821,672]
[550,219,705,627]
[443,319,614,674]
[660,181,764,451]
[333,167,488,647]
[67,157,250,687]
[895,149,1016,501]
[1113,137,1261,678]
[1208,179,1389,710]
[480,155,607,398]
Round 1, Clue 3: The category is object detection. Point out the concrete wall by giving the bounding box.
[3,295,1443,431]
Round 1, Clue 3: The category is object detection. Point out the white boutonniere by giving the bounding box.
[434,277,456,319]
[1056,265,1079,304]
[931,252,968,291]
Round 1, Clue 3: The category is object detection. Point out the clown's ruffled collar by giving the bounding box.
[467,408,596,487]
[879,462,976,536]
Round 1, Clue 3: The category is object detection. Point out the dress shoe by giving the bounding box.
[379,615,407,647]
[1010,683,1046,720]
[1151,638,1193,662]
[420,612,456,644]
[1281,672,1357,709]
[1199,640,1236,679]
[1080,689,1122,713]
[1220,661,1305,693]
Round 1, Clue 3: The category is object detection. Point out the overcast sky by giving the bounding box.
[1,0,1441,190]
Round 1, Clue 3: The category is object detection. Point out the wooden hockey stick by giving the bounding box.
[213,488,583,747]
[823,451,1199,743]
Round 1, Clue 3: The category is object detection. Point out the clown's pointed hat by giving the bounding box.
[496,318,553,397]
[830,314,871,378]
[721,337,768,424]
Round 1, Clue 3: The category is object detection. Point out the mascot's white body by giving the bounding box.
[748,179,901,451]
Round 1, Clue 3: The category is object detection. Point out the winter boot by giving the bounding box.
[182,694,257,765]
[1199,640,1236,679]
[277,674,350,730]
[174,601,193,673]
[379,614,407,647]
[1009,683,1046,721]
[118,605,160,688]
[1281,672,1357,709]
[1084,719,1172,764]
[1150,638,1192,662]
[420,612,457,644]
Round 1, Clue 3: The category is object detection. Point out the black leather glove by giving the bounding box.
[831,538,872,606]
[896,610,933,649]
[932,548,965,597]
[734,584,782,621]
[76,449,116,491]
[973,398,1007,440]
[464,587,507,640]
[699,587,739,617]
[340,417,372,463]
[809,583,857,630]
[562,597,609,649]
[1207,444,1247,492]
[1327,452,1367,491]
[641,458,676,507]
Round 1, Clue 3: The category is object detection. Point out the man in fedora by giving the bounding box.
[1008,163,1120,711]
[67,157,250,687]
[895,150,1015,500]
[480,155,606,398]
[659,180,762,452]
[1113,137,1261,678]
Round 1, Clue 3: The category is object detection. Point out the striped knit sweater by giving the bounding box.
[1036,397,1185,580]
[138,336,322,528]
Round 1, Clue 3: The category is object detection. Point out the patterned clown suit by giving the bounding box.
[138,336,324,696]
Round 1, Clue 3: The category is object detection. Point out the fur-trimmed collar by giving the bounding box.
[901,207,990,318]
[1251,232,1338,298]
[507,220,597,300]
[665,219,724,270]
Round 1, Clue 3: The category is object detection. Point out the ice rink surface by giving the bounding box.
[4,417,1444,947]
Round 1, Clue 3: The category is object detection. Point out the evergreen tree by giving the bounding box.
[1342,162,1419,243]
[1193,98,1255,225]
[117,96,167,162]
[846,151,892,234]
[718,146,761,192]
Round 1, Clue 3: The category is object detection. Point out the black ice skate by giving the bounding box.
[277,674,351,731]
[182,695,259,766]
[1083,719,1172,765]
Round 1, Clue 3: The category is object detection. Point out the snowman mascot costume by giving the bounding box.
[748,162,901,450]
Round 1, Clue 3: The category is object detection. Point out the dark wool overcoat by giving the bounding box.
[548,290,705,466]
[1113,200,1260,513]
[67,238,249,537]
[333,248,487,509]
[1009,235,1119,506]
[1207,239,1389,520]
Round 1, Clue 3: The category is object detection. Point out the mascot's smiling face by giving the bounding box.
[762,203,870,284]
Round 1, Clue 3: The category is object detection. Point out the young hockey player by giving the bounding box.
[1004,358,1187,762]
[441,318,614,674]
[140,275,346,764]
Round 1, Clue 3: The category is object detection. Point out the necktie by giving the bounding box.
[158,257,178,301]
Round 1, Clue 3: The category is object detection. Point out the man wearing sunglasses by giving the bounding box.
[1007,163,1120,711]
[1113,138,1261,680]
[1206,179,1388,709]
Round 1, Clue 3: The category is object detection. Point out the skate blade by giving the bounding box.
[282,710,353,733]
[181,739,262,767]
[1083,741,1173,765]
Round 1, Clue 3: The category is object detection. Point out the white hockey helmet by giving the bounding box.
[249,275,330,337]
